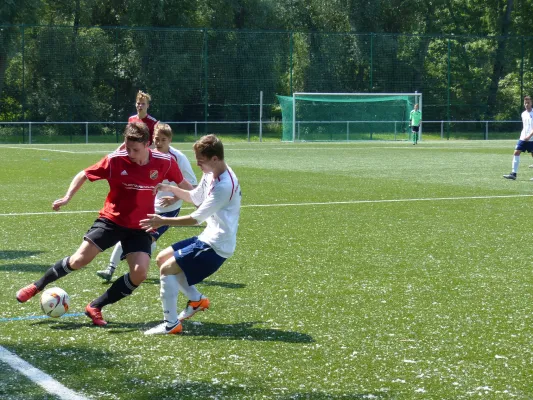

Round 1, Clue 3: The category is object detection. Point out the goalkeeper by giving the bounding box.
[410,104,422,145]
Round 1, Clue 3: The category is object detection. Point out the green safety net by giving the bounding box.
[278,94,418,141]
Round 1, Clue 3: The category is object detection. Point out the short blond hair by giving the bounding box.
[136,90,152,103]
[154,123,172,139]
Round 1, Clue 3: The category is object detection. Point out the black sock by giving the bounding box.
[35,257,73,290]
[91,273,138,309]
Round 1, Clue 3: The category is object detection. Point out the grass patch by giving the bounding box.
[0,140,532,399]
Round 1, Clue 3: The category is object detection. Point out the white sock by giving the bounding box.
[160,275,179,324]
[512,155,520,173]
[109,242,123,269]
[176,272,202,301]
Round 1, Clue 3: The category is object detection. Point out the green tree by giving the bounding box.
[0,0,41,116]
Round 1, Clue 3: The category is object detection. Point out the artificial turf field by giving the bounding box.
[1,140,533,399]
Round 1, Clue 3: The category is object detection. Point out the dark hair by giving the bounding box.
[123,122,150,144]
[193,134,224,160]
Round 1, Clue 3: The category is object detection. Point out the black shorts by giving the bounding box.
[411,125,420,133]
[84,218,153,260]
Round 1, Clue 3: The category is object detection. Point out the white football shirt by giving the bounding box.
[155,146,198,214]
[519,110,533,141]
[190,166,241,258]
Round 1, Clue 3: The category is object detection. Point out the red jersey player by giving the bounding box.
[16,122,193,327]
[129,90,159,145]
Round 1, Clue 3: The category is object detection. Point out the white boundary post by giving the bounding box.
[292,92,296,142]
[417,91,423,142]
[346,121,349,141]
[259,91,263,142]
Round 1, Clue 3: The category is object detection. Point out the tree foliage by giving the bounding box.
[2,0,533,128]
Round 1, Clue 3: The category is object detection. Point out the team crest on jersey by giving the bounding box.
[150,170,158,180]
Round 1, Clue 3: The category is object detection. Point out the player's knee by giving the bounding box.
[159,263,171,276]
[160,259,182,277]
[68,253,90,269]
[129,267,148,285]
[155,251,172,268]
[155,253,165,268]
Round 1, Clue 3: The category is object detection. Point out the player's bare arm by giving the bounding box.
[158,196,179,208]
[154,182,193,204]
[52,171,88,211]
[140,214,199,230]
[177,178,194,191]
[158,181,197,208]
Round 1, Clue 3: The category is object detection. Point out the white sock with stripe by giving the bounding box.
[512,155,520,173]
[160,274,179,324]
[176,272,202,301]
[109,242,122,269]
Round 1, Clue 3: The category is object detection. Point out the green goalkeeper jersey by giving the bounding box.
[410,110,422,126]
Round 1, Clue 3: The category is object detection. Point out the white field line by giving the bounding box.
[243,194,533,207]
[1,146,111,154]
[0,210,100,216]
[0,345,89,400]
[1,194,533,217]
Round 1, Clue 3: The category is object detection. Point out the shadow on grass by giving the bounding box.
[98,277,162,286]
[31,317,152,331]
[182,320,314,343]
[0,263,50,272]
[122,384,388,400]
[34,319,314,343]
[0,250,45,260]
[198,280,246,289]
[98,278,246,289]
[2,342,252,399]
[2,342,386,399]
[280,394,390,399]
[126,380,250,400]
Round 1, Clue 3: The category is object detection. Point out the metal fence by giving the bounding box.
[0,120,521,143]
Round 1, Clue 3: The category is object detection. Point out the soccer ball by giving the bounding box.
[40,287,70,318]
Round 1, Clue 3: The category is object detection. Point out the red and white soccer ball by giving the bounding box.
[40,287,70,318]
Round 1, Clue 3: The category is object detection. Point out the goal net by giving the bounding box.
[277,92,422,142]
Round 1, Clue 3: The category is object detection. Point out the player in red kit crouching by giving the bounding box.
[16,122,193,326]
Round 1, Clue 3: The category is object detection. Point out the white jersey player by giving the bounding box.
[503,96,533,180]
[155,145,198,214]
[141,134,241,335]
